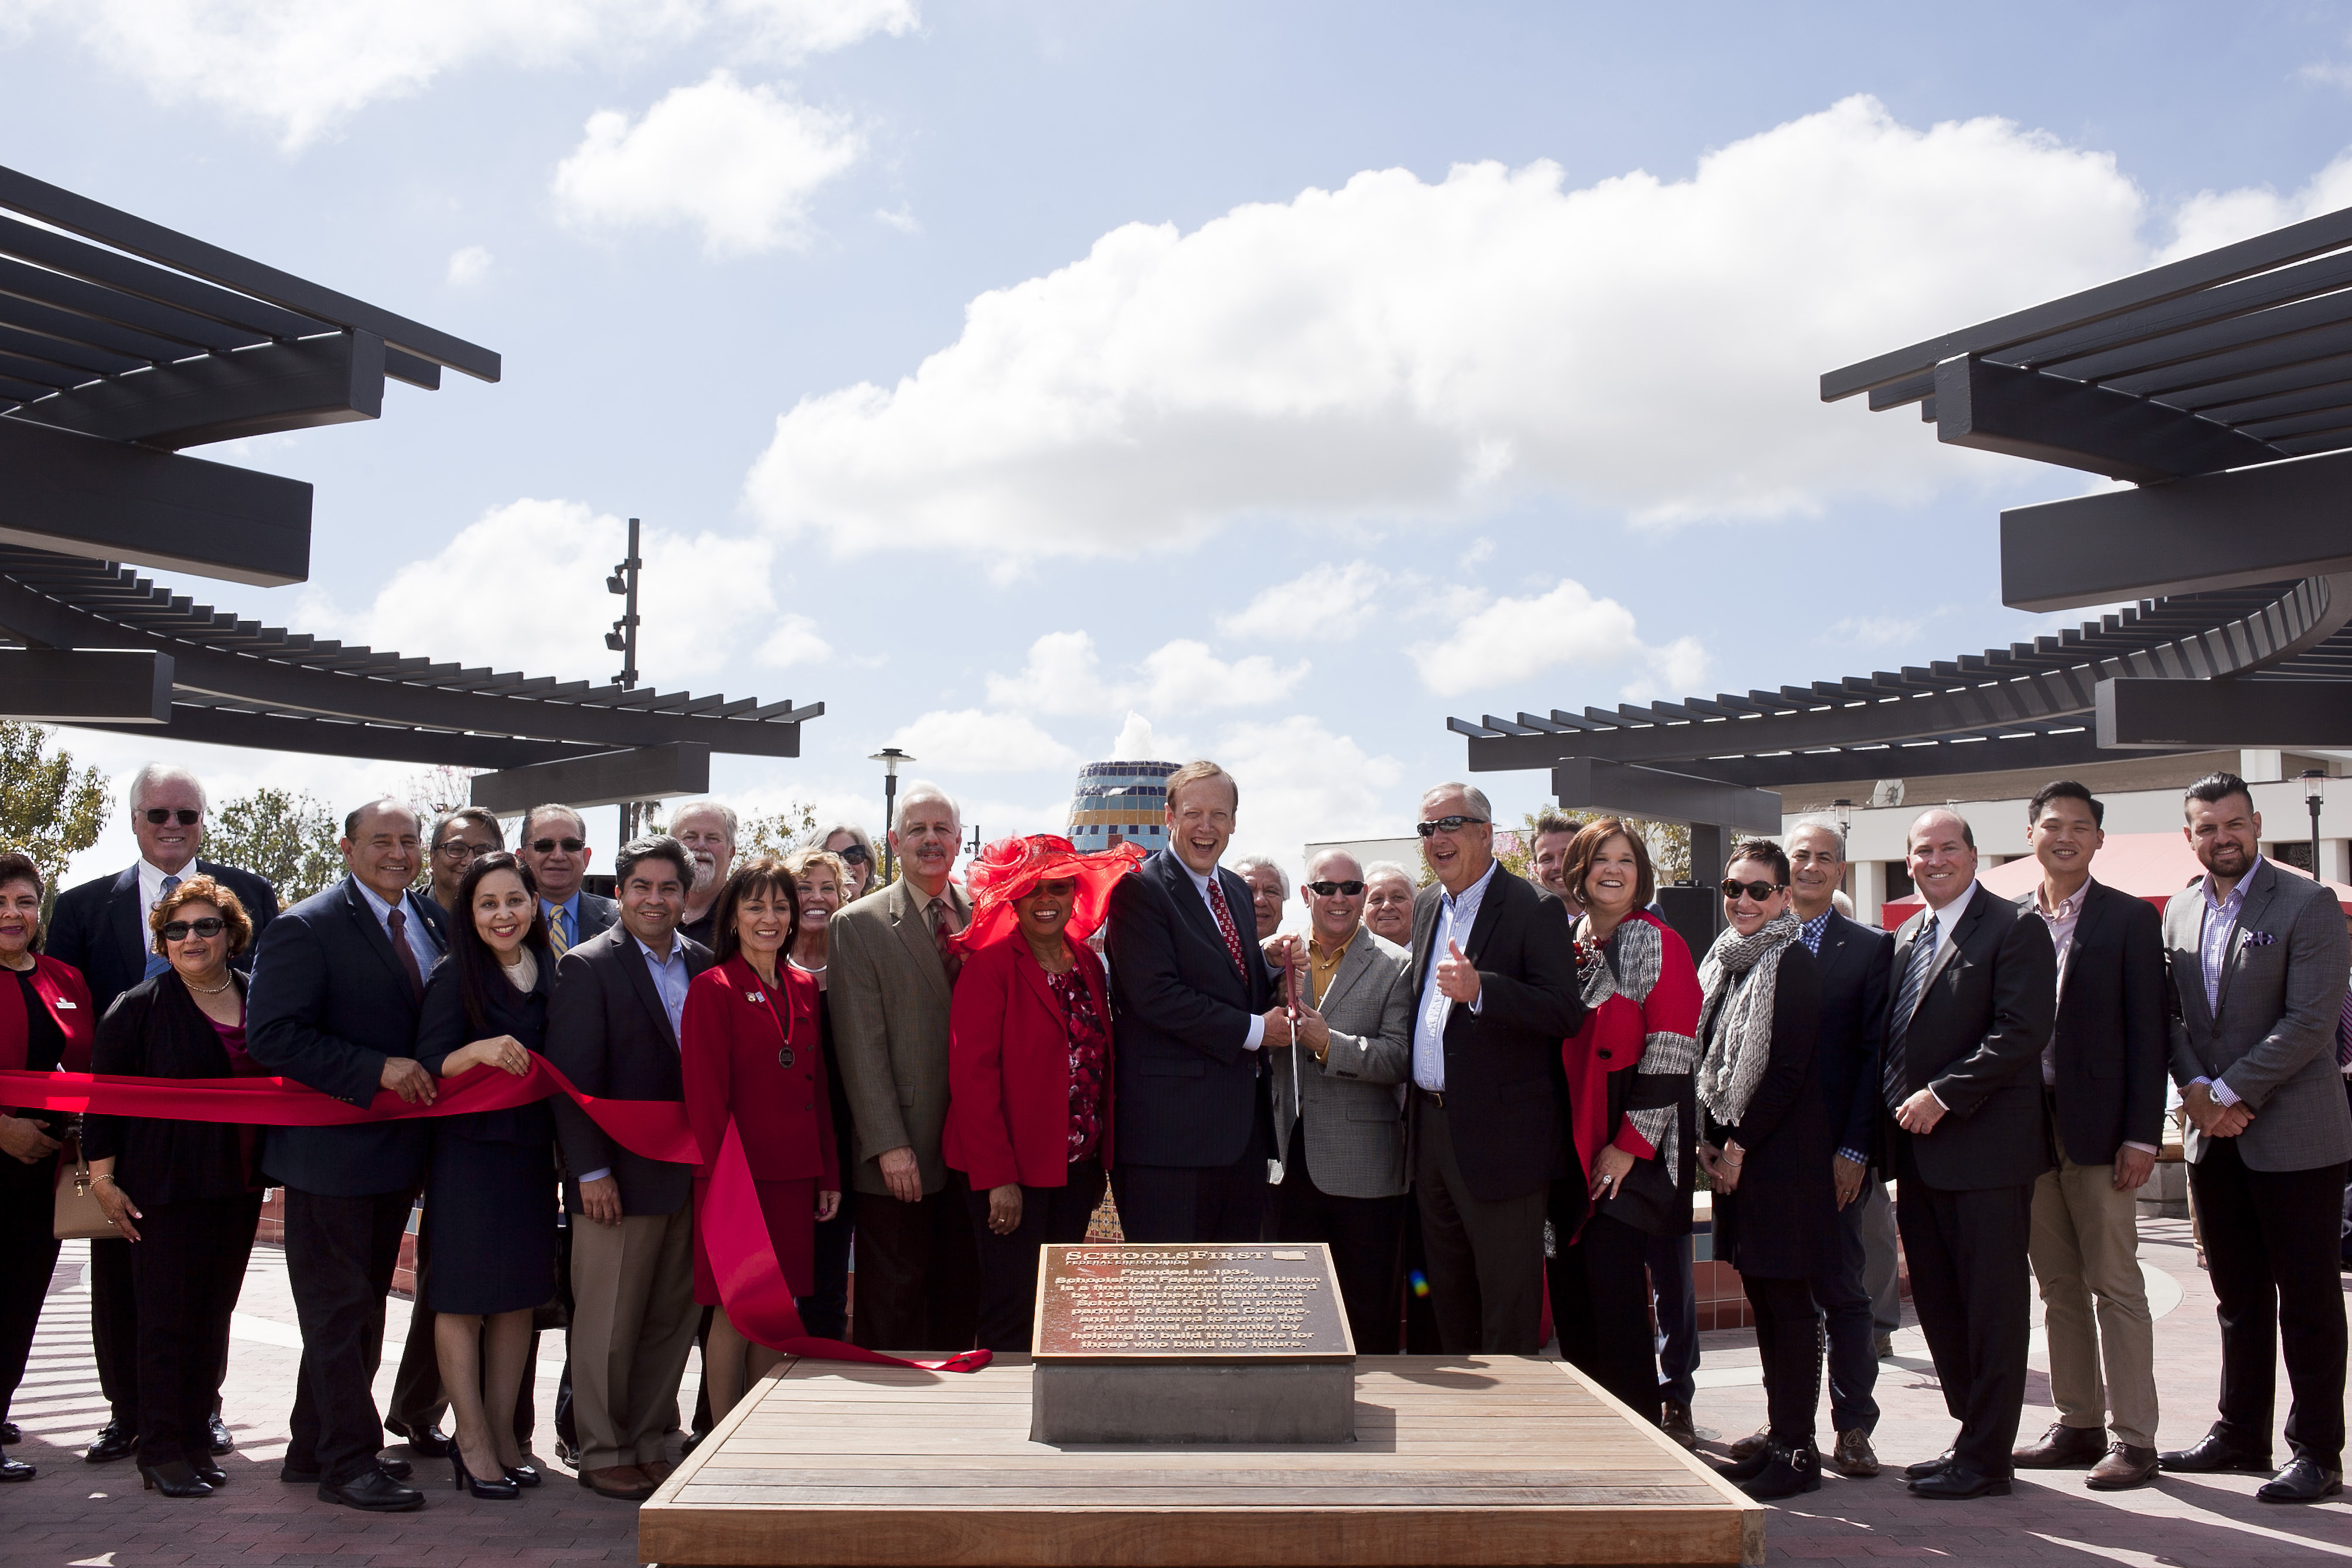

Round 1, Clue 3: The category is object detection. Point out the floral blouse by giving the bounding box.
[1048,967,1109,1165]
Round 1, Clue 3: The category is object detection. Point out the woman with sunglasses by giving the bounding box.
[412,852,558,1499]
[1693,840,1828,1500]
[814,823,879,902]
[1547,818,1702,1430]
[83,877,264,1499]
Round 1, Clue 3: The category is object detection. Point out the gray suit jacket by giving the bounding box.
[1271,927,1414,1199]
[2163,857,2352,1172]
[829,878,974,1197]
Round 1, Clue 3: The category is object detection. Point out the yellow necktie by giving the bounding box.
[547,909,570,957]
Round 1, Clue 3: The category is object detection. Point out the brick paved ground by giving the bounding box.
[1,1217,2345,1566]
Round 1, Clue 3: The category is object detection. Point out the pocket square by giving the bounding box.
[2238,929,2276,947]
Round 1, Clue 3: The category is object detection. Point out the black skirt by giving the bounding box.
[423,1122,558,1315]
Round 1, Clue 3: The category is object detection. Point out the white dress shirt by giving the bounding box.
[1412,860,1496,1093]
[1176,857,1264,1051]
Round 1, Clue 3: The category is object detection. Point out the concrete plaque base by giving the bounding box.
[1030,1358,1354,1444]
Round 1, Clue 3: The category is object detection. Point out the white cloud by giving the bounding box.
[553,71,863,256]
[887,709,1077,774]
[1409,577,1704,700]
[2159,148,2352,263]
[295,497,780,684]
[1219,561,1388,642]
[873,203,922,234]
[445,246,493,287]
[1215,716,1403,868]
[745,95,2162,561]
[983,630,1307,717]
[757,614,833,667]
[1109,711,1159,758]
[985,630,1113,715]
[6,0,916,149]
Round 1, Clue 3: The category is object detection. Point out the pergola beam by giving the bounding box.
[470,744,713,815]
[1551,758,1782,833]
[2095,677,2352,750]
[1934,355,2284,482]
[0,648,172,722]
[8,331,384,449]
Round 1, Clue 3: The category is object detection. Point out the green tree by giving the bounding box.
[1513,810,1693,887]
[737,802,820,861]
[0,721,110,901]
[208,788,344,908]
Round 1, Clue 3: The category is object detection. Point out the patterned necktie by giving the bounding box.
[1205,877,1248,980]
[2337,984,2352,1069]
[929,897,963,987]
[1884,913,1938,1112]
[385,905,426,1002]
[546,905,570,959]
[142,873,180,979]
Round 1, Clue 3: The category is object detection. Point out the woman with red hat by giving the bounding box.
[943,835,1144,1352]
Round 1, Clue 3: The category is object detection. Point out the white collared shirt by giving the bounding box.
[1412,860,1497,1093]
[1178,856,1263,1051]
[137,858,190,919]
[1916,877,1978,962]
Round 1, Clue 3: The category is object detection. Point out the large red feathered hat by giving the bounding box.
[950,833,1146,953]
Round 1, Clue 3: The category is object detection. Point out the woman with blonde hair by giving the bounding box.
[779,846,855,1339]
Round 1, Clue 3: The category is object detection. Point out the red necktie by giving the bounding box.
[1205,878,1247,980]
[929,897,964,987]
[386,905,425,1003]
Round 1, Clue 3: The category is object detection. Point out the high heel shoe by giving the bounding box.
[504,1461,541,1488]
[451,1446,520,1500]
[140,1460,216,1498]
[192,1459,227,1486]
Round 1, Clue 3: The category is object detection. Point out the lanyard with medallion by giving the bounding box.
[746,982,795,1068]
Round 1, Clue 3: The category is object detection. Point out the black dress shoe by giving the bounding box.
[2160,1433,2273,1474]
[140,1459,214,1498]
[505,1461,542,1488]
[1659,1402,1697,1451]
[1741,1440,1822,1501]
[84,1421,135,1464]
[282,1458,410,1485]
[318,1468,425,1512]
[680,1429,706,1456]
[2256,1457,2344,1504]
[0,1421,19,1444]
[1908,1464,2012,1500]
[1904,1448,1956,1481]
[388,1420,451,1458]
[192,1459,227,1486]
[207,1413,234,1455]
[0,1457,33,1482]
[377,1455,414,1480]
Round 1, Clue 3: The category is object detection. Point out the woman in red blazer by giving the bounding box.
[0,850,95,1482]
[681,857,839,1420]
[943,835,1143,1351]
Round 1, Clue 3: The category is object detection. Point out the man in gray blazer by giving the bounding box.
[1270,849,1415,1352]
[830,782,980,1352]
[2157,773,2352,1504]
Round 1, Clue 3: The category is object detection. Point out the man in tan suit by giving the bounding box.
[829,782,980,1351]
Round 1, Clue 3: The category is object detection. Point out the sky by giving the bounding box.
[10,0,2352,892]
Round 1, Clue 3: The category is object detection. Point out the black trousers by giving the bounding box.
[284,1187,412,1485]
[1399,1198,1443,1352]
[1548,1201,1656,1416]
[804,1204,855,1342]
[1744,1273,1823,1444]
[2191,1140,2349,1468]
[132,1194,261,1466]
[851,1172,980,1353]
[1413,1099,1546,1355]
[1274,1122,1406,1354]
[1894,1162,2034,1478]
[1114,1091,1274,1245]
[1806,1184,1881,1434]
[0,1154,60,1427]
[967,1160,1108,1352]
[90,1236,140,1427]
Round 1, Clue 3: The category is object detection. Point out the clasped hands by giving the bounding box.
[2181,1080,2254,1139]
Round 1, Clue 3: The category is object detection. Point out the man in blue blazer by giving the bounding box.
[45,763,277,1467]
[246,800,447,1513]
[1107,761,1295,1243]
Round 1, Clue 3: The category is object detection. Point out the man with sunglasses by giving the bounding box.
[47,763,278,1469]
[1268,851,1415,1350]
[519,805,616,955]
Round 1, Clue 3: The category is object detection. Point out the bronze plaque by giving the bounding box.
[1032,1242,1355,1361]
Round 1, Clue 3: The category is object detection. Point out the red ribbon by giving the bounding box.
[0,1062,988,1375]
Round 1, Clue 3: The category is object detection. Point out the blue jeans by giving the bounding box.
[1647,1232,1696,1407]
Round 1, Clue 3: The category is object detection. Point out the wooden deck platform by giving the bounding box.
[641,1354,1763,1567]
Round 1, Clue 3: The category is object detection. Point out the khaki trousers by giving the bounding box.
[2028,1154,2158,1448]
[568,1208,698,1471]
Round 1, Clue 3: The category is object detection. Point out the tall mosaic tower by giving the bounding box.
[1065,759,1177,853]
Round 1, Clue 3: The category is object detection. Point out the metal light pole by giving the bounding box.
[870,747,912,884]
[606,517,642,840]
[2300,768,2327,877]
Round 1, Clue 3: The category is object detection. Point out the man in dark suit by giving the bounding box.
[2157,773,2352,1504]
[519,804,617,956]
[544,835,710,1502]
[2007,782,2168,1491]
[1407,782,1581,1355]
[1883,807,2056,1501]
[1723,816,1894,1478]
[46,762,277,1467]
[245,799,445,1513]
[1107,759,1294,1244]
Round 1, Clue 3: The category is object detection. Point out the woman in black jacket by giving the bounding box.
[1693,838,1830,1501]
[86,876,267,1500]
[413,853,555,1500]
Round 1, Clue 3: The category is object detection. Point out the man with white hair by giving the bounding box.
[829,782,981,1350]
[1362,861,1416,945]
[667,800,738,949]
[1235,855,1290,941]
[47,763,278,1468]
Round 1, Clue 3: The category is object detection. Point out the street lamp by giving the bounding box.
[1831,798,1853,842]
[870,747,912,884]
[2301,768,2327,878]
[605,516,644,839]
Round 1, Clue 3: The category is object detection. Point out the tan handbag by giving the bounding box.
[53,1127,114,1242]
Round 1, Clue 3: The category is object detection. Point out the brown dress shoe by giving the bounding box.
[1659,1403,1696,1450]
[1728,1424,1771,1461]
[580,1463,655,1501]
[2085,1443,2160,1491]
[642,1458,675,1484]
[1828,1429,1881,1478]
[2013,1422,2108,1468]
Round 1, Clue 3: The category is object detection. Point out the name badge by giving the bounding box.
[746,991,766,1003]
[54,1000,76,1009]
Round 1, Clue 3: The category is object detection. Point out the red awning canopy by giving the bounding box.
[1881,833,2352,930]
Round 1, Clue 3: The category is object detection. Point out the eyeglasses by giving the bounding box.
[142,809,200,826]
[1719,878,1787,901]
[530,837,587,854]
[159,917,225,942]
[1416,816,1488,837]
[834,844,872,866]
[1305,880,1366,897]
[438,840,488,858]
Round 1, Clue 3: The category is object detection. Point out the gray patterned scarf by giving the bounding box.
[1695,910,1801,1128]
